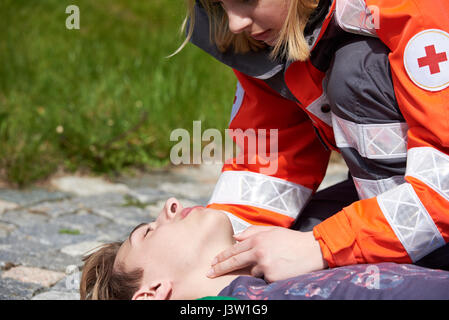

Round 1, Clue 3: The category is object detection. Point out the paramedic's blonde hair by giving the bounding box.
[173,0,319,62]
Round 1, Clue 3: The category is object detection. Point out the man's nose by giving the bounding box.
[227,12,252,34]
[162,197,181,222]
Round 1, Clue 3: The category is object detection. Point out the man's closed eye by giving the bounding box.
[144,227,153,237]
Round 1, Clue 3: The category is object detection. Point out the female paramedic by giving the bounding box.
[174,0,449,282]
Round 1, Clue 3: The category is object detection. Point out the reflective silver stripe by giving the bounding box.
[335,0,378,37]
[254,65,284,80]
[229,81,245,125]
[208,171,312,219]
[306,91,333,126]
[332,113,408,159]
[377,183,445,262]
[353,175,405,200]
[406,147,449,202]
[220,210,251,235]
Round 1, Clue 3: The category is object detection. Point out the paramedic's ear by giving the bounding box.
[132,280,173,300]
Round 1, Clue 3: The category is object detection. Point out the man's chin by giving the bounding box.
[190,208,234,236]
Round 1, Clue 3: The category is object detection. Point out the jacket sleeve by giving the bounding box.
[314,0,449,267]
[207,69,331,230]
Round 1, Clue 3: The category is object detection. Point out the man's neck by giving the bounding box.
[208,267,254,298]
[175,267,253,300]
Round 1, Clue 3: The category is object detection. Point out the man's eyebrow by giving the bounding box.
[128,222,147,246]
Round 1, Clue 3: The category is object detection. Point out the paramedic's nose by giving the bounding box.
[227,11,252,34]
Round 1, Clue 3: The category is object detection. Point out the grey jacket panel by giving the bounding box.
[326,36,407,181]
[327,37,403,123]
[341,148,406,180]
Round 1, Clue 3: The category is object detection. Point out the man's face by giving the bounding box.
[114,198,234,280]
[213,0,291,46]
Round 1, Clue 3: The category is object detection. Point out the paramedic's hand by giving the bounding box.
[207,226,328,283]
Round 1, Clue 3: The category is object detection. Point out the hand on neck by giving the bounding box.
[170,234,254,300]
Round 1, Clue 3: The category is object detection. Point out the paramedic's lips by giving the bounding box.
[180,206,203,219]
[251,29,272,41]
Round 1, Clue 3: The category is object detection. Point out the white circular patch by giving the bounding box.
[404,29,449,92]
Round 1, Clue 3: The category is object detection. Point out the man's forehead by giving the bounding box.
[128,222,148,245]
[115,223,147,269]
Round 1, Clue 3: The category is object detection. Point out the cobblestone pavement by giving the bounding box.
[0,157,347,300]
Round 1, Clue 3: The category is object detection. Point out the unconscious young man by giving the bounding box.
[80,198,449,300]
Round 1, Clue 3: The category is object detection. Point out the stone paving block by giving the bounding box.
[32,290,80,300]
[8,222,97,249]
[50,175,130,196]
[1,266,65,287]
[0,221,16,238]
[28,199,81,218]
[94,222,136,242]
[144,199,168,219]
[68,192,127,210]
[61,241,105,257]
[91,205,151,227]
[171,163,222,184]
[0,209,49,227]
[113,168,192,188]
[0,276,43,300]
[0,249,81,273]
[126,187,170,204]
[40,251,84,272]
[158,182,215,200]
[0,236,84,272]
[52,272,81,293]
[0,188,69,207]
[0,199,19,214]
[178,198,206,208]
[52,211,110,234]
[28,193,128,219]
[194,197,211,207]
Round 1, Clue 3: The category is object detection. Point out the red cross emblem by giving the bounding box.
[417,45,448,75]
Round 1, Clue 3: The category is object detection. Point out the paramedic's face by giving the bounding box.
[215,0,290,46]
[114,198,234,278]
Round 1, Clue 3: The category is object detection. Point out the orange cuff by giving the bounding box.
[313,211,365,267]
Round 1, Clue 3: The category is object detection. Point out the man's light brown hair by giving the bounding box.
[172,0,320,61]
[80,242,143,300]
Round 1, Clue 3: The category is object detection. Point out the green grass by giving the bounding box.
[0,0,236,187]
[122,194,148,209]
[58,228,81,235]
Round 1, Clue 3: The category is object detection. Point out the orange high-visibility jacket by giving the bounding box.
[190,0,449,267]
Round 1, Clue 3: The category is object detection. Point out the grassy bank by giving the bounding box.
[0,0,236,187]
